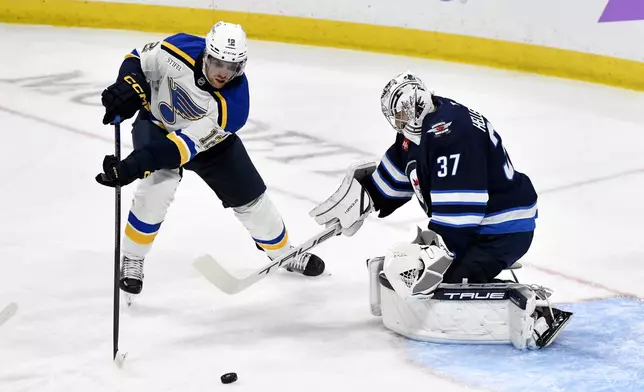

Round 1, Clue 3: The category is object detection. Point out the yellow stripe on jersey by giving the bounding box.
[167,132,189,166]
[256,231,289,251]
[125,223,158,245]
[161,41,195,67]
[214,91,228,129]
[124,53,139,60]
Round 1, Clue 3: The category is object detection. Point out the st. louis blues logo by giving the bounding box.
[159,78,207,124]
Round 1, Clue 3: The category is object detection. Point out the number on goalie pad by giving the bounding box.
[368,257,572,349]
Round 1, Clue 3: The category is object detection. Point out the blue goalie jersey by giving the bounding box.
[363,96,538,257]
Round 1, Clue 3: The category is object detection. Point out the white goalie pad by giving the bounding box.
[370,258,573,350]
[309,161,376,237]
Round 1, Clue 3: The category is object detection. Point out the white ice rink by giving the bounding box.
[1,24,643,392]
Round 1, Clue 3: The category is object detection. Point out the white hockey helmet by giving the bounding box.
[203,21,248,86]
[380,71,435,144]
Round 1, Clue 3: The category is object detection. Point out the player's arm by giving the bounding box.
[360,135,414,218]
[100,40,164,125]
[96,116,230,187]
[426,132,488,257]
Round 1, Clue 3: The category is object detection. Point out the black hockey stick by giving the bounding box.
[112,115,122,361]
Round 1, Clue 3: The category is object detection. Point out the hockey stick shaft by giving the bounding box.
[194,221,342,294]
[112,115,121,360]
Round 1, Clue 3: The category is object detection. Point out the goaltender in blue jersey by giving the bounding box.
[310,71,537,284]
[308,72,570,351]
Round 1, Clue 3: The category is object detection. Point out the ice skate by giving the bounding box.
[284,253,325,277]
[120,255,144,295]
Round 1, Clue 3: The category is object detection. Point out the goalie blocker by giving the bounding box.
[367,233,572,350]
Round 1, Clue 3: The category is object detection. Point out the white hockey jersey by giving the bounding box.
[125,33,250,166]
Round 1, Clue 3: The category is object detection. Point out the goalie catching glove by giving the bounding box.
[384,228,454,301]
[309,161,376,237]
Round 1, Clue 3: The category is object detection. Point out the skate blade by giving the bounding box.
[120,291,138,307]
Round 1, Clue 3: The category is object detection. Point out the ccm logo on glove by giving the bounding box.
[124,75,148,106]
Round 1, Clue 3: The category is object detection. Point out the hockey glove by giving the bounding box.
[95,154,141,187]
[309,161,376,237]
[101,73,150,125]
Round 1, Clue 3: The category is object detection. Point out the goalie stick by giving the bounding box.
[194,220,342,294]
[0,302,18,327]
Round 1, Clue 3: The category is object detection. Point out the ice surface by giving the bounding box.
[1,23,643,391]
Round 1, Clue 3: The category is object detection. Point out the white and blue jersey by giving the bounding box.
[363,96,538,256]
[119,33,250,168]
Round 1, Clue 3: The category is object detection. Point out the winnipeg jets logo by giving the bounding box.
[159,78,207,125]
[429,121,452,137]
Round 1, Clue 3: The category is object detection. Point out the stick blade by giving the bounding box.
[193,255,250,295]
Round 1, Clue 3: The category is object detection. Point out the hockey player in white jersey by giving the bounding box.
[308,71,571,349]
[96,22,325,295]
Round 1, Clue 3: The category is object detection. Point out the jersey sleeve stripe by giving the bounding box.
[430,213,484,227]
[381,153,409,183]
[371,171,414,199]
[175,130,198,157]
[481,203,537,225]
[167,132,191,166]
[161,41,195,67]
[432,201,487,206]
[479,218,536,234]
[430,191,489,204]
[214,91,228,129]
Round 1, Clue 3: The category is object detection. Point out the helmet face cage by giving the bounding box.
[204,21,248,83]
[381,73,433,137]
[204,54,246,81]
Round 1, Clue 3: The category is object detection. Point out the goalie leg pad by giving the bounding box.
[376,278,573,349]
[367,256,385,316]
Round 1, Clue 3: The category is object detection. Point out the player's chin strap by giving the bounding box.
[309,161,377,237]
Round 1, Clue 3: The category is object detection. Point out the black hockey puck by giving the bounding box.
[220,372,238,384]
